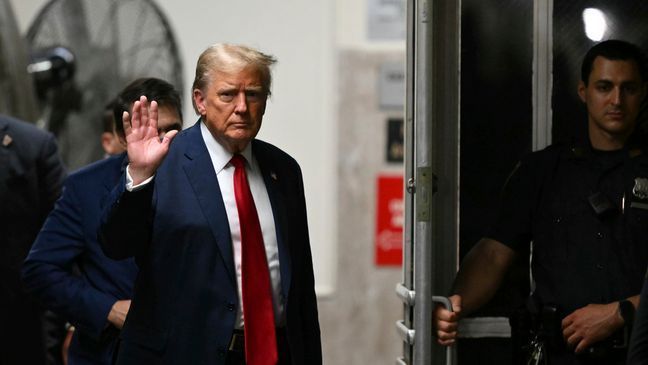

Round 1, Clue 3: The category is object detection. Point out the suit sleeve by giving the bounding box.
[294,167,322,364]
[98,175,154,260]
[36,131,66,219]
[22,178,116,340]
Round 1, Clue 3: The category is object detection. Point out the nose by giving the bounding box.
[611,87,622,106]
[233,91,248,114]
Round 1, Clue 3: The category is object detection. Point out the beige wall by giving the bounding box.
[318,49,404,364]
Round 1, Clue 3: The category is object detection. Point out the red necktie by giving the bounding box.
[230,154,278,365]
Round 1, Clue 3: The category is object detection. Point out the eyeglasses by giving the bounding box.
[216,90,266,103]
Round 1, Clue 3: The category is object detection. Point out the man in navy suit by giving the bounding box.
[1,115,66,365]
[99,44,321,365]
[22,78,183,365]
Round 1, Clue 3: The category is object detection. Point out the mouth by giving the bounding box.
[230,121,249,128]
[606,110,624,120]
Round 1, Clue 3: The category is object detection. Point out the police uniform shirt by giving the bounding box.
[487,144,648,318]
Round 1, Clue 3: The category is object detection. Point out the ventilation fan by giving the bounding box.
[27,0,184,169]
[0,0,39,121]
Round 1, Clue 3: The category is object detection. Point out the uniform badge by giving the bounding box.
[633,178,648,200]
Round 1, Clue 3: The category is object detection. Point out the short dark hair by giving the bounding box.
[103,99,117,133]
[113,77,183,138]
[581,39,648,85]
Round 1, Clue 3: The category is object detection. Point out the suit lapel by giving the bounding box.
[253,141,292,300]
[182,123,236,285]
[101,153,128,191]
[98,153,128,209]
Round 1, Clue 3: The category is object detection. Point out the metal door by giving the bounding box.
[396,0,648,364]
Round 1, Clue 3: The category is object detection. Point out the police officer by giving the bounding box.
[434,39,648,365]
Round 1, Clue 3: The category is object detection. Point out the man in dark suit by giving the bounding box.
[22,78,183,365]
[0,115,66,365]
[99,44,321,365]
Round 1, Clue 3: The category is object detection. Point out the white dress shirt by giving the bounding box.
[126,122,285,329]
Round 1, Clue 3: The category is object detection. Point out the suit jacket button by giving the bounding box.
[218,347,226,356]
[227,303,235,311]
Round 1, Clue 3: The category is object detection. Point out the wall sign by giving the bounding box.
[375,175,403,266]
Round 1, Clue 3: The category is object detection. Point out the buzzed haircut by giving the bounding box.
[103,100,117,133]
[581,39,648,85]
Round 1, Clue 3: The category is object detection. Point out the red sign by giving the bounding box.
[375,175,403,266]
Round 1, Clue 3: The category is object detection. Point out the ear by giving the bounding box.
[193,89,206,115]
[577,81,587,103]
[101,132,113,153]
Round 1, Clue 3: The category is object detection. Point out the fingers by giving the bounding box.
[562,323,599,354]
[126,96,160,139]
[435,317,459,346]
[565,329,588,354]
[435,306,458,321]
[122,111,132,137]
[437,336,457,346]
[561,312,588,354]
[139,96,149,129]
[562,316,579,347]
[564,328,580,348]
[130,100,141,130]
[434,304,460,346]
[574,338,590,354]
[149,100,158,131]
[137,96,160,138]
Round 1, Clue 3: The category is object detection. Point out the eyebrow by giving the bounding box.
[217,85,264,92]
[593,79,640,85]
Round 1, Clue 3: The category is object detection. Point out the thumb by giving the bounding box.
[450,295,462,314]
[161,129,179,147]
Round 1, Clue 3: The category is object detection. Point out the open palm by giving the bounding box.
[123,96,178,184]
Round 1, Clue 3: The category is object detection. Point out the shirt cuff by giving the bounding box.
[126,164,154,191]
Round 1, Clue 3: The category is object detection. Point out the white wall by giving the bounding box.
[11,0,337,295]
[336,0,406,51]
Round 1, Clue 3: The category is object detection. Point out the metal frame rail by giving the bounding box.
[397,0,461,364]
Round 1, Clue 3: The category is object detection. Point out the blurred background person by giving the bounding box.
[0,114,66,365]
[22,78,182,365]
[100,100,126,157]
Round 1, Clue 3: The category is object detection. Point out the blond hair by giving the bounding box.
[191,43,277,114]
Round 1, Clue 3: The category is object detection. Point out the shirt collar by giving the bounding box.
[200,121,253,174]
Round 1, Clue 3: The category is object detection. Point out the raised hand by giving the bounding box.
[123,96,178,184]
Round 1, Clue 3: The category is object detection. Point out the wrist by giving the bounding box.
[129,165,153,185]
[618,299,635,328]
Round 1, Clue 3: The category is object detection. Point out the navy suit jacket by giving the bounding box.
[0,115,66,365]
[23,153,138,365]
[99,121,321,365]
